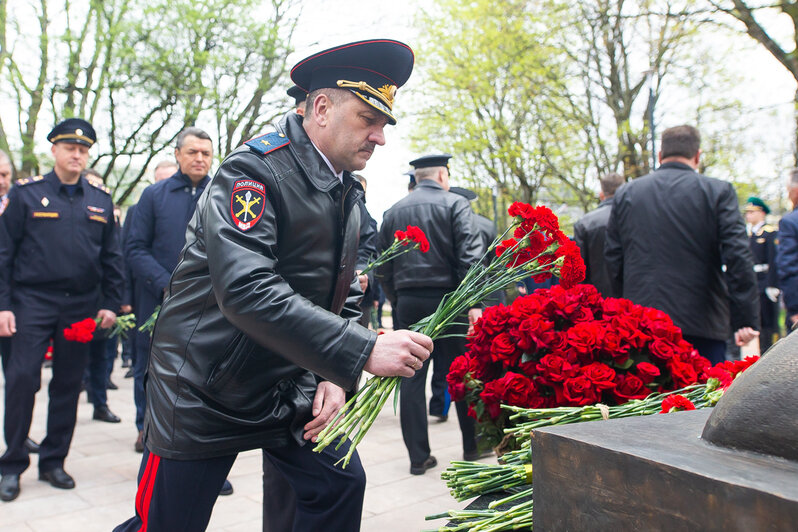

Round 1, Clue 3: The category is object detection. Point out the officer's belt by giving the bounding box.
[753,264,769,273]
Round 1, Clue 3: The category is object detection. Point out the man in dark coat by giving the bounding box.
[114,39,430,532]
[605,125,759,364]
[778,169,798,332]
[744,197,780,352]
[379,155,484,475]
[573,172,625,297]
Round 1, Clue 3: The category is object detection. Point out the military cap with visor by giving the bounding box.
[745,196,770,215]
[286,85,308,106]
[409,154,452,170]
[290,39,414,125]
[47,118,96,147]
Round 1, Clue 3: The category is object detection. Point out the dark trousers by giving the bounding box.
[117,439,366,532]
[394,291,476,465]
[0,287,97,474]
[684,335,727,365]
[86,333,117,407]
[133,288,159,431]
[262,452,296,532]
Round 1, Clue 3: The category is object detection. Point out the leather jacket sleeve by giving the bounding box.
[604,198,624,295]
[717,182,759,330]
[203,153,373,391]
[452,198,482,282]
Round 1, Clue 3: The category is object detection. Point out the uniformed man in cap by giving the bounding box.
[379,154,483,475]
[744,196,780,351]
[287,85,308,116]
[115,39,428,532]
[0,118,124,501]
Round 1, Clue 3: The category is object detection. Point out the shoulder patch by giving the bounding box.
[244,131,290,155]
[16,175,44,187]
[87,180,111,195]
[230,179,266,231]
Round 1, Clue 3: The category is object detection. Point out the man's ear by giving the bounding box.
[312,93,332,127]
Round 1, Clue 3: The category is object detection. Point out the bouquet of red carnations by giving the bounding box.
[314,202,586,468]
[63,314,137,343]
[447,283,714,449]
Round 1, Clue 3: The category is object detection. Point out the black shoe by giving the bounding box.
[431,414,448,423]
[24,437,40,454]
[93,406,121,423]
[0,474,20,501]
[409,456,437,475]
[121,359,131,368]
[124,368,134,379]
[39,467,75,489]
[106,379,118,390]
[219,479,234,496]
[135,431,144,453]
[463,449,493,461]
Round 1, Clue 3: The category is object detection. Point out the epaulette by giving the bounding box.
[87,179,111,195]
[15,175,45,187]
[244,131,290,155]
[763,224,776,233]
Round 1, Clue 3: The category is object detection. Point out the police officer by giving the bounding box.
[379,154,484,475]
[287,85,308,116]
[0,118,124,501]
[114,39,426,532]
[744,197,780,352]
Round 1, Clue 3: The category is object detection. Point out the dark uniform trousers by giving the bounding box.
[0,286,98,474]
[116,438,366,532]
[394,289,477,465]
[132,285,160,431]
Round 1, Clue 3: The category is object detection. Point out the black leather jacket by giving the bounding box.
[378,180,482,303]
[144,112,377,460]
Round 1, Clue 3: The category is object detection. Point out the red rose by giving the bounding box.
[490,332,521,366]
[660,394,696,413]
[635,362,661,384]
[536,354,578,385]
[580,362,617,391]
[517,315,555,352]
[510,294,544,319]
[479,381,504,419]
[492,371,535,407]
[612,374,650,402]
[599,328,630,364]
[561,375,600,406]
[648,338,680,361]
[447,355,471,401]
[667,359,699,388]
[565,322,604,363]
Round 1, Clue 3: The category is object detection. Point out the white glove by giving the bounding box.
[766,287,780,302]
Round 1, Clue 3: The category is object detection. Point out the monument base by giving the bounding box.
[531,409,798,531]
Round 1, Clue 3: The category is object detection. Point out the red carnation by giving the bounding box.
[394,229,407,241]
[660,394,696,413]
[703,366,733,390]
[63,317,98,343]
[403,225,430,252]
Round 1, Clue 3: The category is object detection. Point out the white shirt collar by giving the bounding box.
[752,221,765,234]
[310,140,343,183]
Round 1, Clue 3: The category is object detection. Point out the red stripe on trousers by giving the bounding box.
[136,453,161,532]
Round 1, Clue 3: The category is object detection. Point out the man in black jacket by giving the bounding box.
[605,125,759,364]
[574,172,625,297]
[379,154,483,475]
[114,40,431,532]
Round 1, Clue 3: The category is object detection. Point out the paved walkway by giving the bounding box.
[2,342,486,531]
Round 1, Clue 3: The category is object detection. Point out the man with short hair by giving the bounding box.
[0,119,124,501]
[777,170,798,331]
[605,125,759,364]
[743,197,779,352]
[125,127,214,455]
[152,160,178,182]
[379,154,483,475]
[0,150,12,216]
[574,172,625,297]
[115,39,427,532]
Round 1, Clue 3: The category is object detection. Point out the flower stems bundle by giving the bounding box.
[314,204,587,468]
[109,313,137,340]
[442,461,534,502]
[424,488,534,532]
[138,305,160,335]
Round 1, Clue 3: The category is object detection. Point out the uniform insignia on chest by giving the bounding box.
[32,211,59,219]
[756,238,766,244]
[41,197,49,207]
[230,180,266,231]
[88,214,108,224]
[87,205,105,213]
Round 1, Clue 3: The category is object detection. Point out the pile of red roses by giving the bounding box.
[63,317,98,343]
[447,283,715,444]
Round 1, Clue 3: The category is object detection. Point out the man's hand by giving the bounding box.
[357,270,368,293]
[0,310,16,337]
[734,326,759,346]
[765,287,780,303]
[303,381,346,442]
[96,309,117,329]
[363,330,433,378]
[467,308,482,337]
[120,304,133,314]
